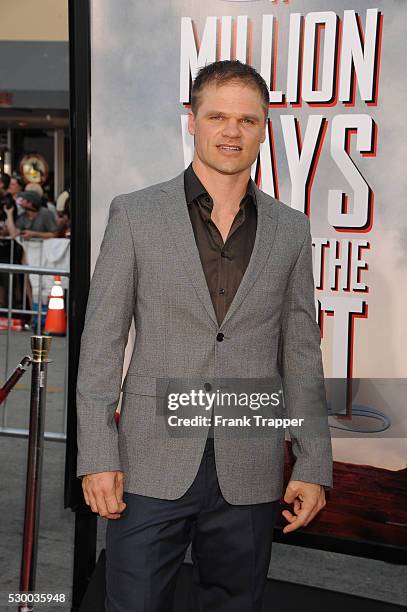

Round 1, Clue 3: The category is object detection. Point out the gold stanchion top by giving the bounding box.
[31,336,52,363]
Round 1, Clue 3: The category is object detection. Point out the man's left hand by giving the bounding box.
[21,230,35,239]
[282,480,326,534]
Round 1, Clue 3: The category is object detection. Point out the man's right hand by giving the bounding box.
[82,470,127,519]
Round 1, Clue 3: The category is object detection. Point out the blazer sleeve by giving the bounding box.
[280,215,333,489]
[76,196,136,478]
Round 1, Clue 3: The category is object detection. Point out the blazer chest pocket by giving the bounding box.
[121,374,170,397]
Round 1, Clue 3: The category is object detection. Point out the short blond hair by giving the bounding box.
[25,182,44,197]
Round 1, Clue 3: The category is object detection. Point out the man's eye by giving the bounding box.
[242,118,254,124]
[210,115,223,120]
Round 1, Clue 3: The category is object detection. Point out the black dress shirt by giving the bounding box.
[184,163,257,327]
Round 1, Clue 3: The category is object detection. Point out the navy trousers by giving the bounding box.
[105,438,279,612]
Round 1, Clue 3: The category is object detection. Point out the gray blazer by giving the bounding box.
[76,170,333,504]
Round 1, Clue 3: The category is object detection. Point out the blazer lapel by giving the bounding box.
[219,183,280,329]
[160,171,280,330]
[161,172,219,328]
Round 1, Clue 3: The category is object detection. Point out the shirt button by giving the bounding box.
[205,197,210,203]
[219,288,225,295]
[216,332,224,342]
[204,382,212,391]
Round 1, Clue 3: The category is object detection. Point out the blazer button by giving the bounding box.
[204,382,212,392]
[216,332,224,342]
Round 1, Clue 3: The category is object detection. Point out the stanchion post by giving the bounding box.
[18,336,52,612]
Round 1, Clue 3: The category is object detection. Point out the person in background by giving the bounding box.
[9,176,24,198]
[25,182,58,220]
[4,191,58,240]
[55,190,71,238]
[8,176,25,215]
[0,175,17,226]
[0,182,32,326]
[0,173,10,193]
[0,182,18,234]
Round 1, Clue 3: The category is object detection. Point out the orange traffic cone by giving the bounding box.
[43,275,67,336]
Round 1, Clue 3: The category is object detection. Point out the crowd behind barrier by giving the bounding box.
[0,174,71,440]
[0,172,71,326]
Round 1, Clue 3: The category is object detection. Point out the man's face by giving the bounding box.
[22,199,38,219]
[188,81,267,176]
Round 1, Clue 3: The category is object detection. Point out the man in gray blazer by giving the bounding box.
[77,60,333,611]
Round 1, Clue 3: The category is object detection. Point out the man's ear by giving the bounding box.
[187,110,196,137]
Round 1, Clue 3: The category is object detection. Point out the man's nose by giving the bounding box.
[221,119,241,138]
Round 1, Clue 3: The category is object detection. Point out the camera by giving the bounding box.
[0,193,15,222]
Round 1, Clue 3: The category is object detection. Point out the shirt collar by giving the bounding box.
[184,162,257,209]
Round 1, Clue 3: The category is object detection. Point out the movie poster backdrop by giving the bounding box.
[89,0,407,554]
